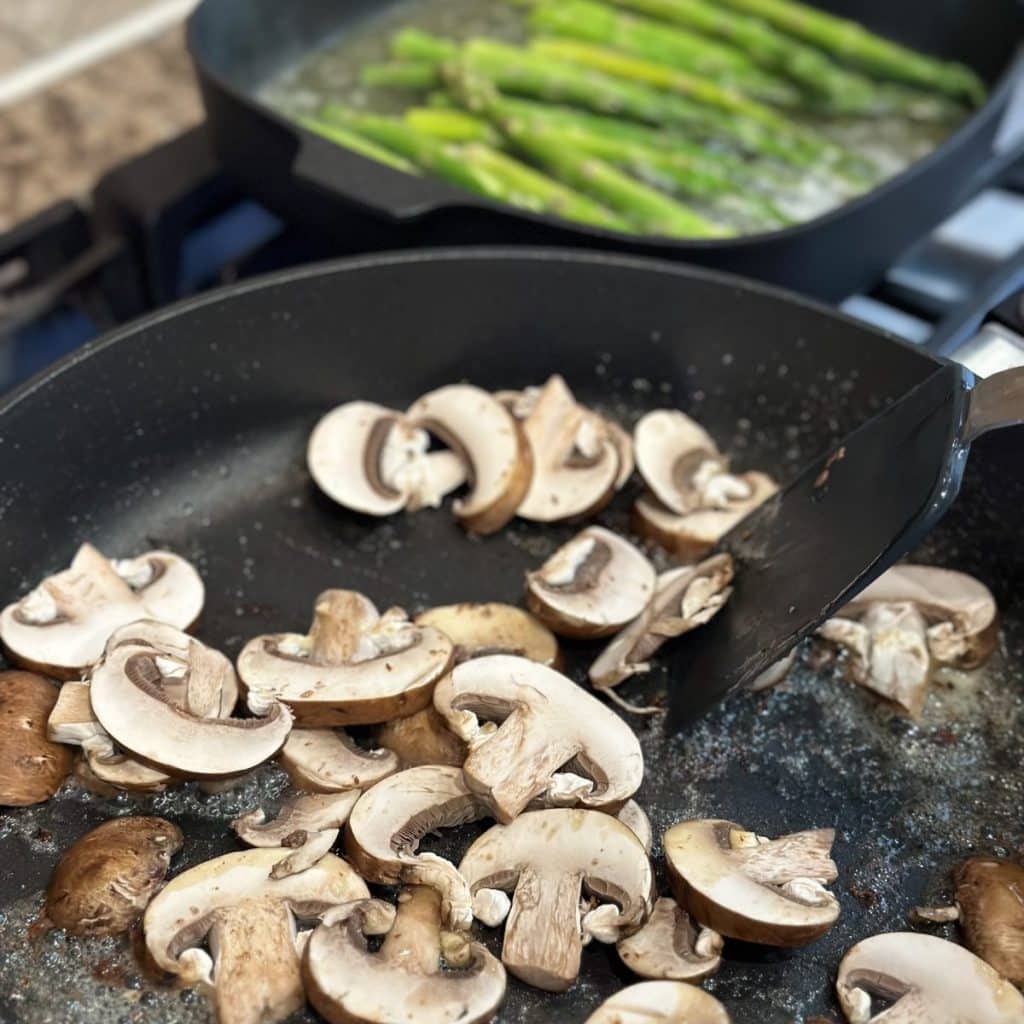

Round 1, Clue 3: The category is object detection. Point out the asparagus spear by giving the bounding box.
[601,0,896,114]
[527,0,802,108]
[715,0,985,104]
[299,115,420,174]
[391,27,459,64]
[404,107,502,145]
[319,106,626,229]
[361,61,442,90]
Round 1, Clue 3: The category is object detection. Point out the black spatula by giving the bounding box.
[668,364,1024,728]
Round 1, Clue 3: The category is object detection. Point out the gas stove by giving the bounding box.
[1,121,1023,395]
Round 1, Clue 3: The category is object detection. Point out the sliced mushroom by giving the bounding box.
[84,740,176,793]
[375,707,467,767]
[514,376,620,523]
[433,655,643,823]
[144,847,368,1024]
[239,590,453,727]
[618,800,653,854]
[617,897,722,982]
[836,932,1024,1023]
[585,981,731,1023]
[459,808,653,992]
[634,411,723,516]
[414,602,560,667]
[89,621,291,777]
[843,564,999,669]
[633,475,778,561]
[0,670,72,806]
[307,401,466,517]
[407,384,532,535]
[608,420,636,490]
[526,527,656,639]
[589,555,735,712]
[665,819,840,947]
[304,886,506,1024]
[344,765,489,930]
[233,791,360,879]
[0,544,204,678]
[953,857,1024,985]
[46,816,183,936]
[279,727,399,792]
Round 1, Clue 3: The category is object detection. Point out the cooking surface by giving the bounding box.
[0,252,1020,1023]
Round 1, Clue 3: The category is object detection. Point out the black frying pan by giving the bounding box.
[187,0,1024,301]
[0,250,1021,1023]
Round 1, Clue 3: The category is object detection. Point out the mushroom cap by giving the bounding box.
[515,376,620,523]
[842,564,999,669]
[307,401,466,517]
[584,981,731,1023]
[459,808,653,991]
[414,603,560,667]
[238,593,453,727]
[526,527,657,639]
[665,819,839,947]
[304,887,506,1024]
[89,622,292,777]
[634,411,721,516]
[434,655,643,823]
[279,727,399,792]
[953,857,1024,986]
[407,384,532,535]
[836,932,1024,1023]
[617,898,722,982]
[0,670,72,806]
[375,707,468,768]
[46,816,183,936]
[344,765,489,929]
[0,544,204,678]
[617,800,653,855]
[144,848,369,981]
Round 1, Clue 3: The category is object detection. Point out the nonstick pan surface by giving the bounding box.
[0,250,1021,1023]
[188,0,1024,299]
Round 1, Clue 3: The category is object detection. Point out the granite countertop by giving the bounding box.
[0,27,202,233]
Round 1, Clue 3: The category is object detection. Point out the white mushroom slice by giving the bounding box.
[617,898,722,982]
[585,981,731,1023]
[608,420,636,490]
[634,411,722,516]
[279,727,399,792]
[407,384,532,535]
[526,527,656,639]
[375,707,468,768]
[238,590,453,727]
[434,655,643,824]
[307,401,467,517]
[836,932,1024,1024]
[0,544,204,678]
[414,602,560,667]
[842,564,999,669]
[344,765,489,930]
[633,475,778,561]
[589,555,735,711]
[618,800,654,854]
[515,376,620,523]
[459,808,653,992]
[89,621,291,777]
[749,649,798,692]
[304,886,506,1024]
[232,791,360,879]
[665,819,839,947]
[144,849,367,1024]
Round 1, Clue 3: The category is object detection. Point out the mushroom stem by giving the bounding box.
[503,866,584,992]
[208,897,303,1024]
[310,592,377,664]
[380,887,443,975]
[734,829,839,890]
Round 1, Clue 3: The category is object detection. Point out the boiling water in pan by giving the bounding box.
[0,355,1020,1024]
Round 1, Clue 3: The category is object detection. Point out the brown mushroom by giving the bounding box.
[0,670,72,806]
[954,857,1024,986]
[585,981,731,1023]
[238,590,453,727]
[617,897,723,982]
[278,727,399,792]
[45,816,183,936]
[665,819,840,947]
[375,707,467,768]
[414,602,560,667]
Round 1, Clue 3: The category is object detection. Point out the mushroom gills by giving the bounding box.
[617,897,722,982]
[279,726,399,791]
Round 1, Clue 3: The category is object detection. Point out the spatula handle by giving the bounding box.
[965,368,1024,441]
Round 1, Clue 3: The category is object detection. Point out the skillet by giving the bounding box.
[0,249,1021,1023]
[187,0,1024,300]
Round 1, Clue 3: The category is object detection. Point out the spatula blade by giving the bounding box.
[668,363,972,729]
